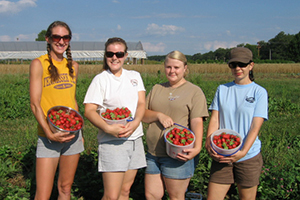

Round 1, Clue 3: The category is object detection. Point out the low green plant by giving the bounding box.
[0,72,300,199]
[258,161,300,199]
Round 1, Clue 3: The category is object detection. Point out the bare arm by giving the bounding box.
[205,110,219,152]
[223,117,265,162]
[119,90,146,137]
[177,117,204,161]
[73,61,79,111]
[84,103,125,138]
[142,109,174,129]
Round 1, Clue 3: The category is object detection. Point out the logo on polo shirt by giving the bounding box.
[246,96,255,103]
[131,79,138,86]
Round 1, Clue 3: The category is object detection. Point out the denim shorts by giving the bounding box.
[145,152,195,179]
[36,130,84,158]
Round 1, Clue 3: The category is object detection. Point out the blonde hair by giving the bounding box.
[165,50,189,77]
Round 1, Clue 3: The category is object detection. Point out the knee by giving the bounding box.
[120,187,131,198]
[58,183,72,196]
[102,194,120,200]
[145,191,163,200]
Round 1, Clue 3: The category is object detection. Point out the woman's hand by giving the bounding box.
[118,120,139,138]
[176,148,198,162]
[218,150,246,164]
[205,138,226,162]
[47,131,75,143]
[157,113,174,128]
[106,123,126,138]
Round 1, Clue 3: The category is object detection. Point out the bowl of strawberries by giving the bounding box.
[164,123,195,159]
[210,129,243,156]
[47,106,84,135]
[100,107,133,125]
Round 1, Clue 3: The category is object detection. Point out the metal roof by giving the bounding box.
[0,41,147,60]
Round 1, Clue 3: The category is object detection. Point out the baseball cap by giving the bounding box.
[228,47,253,64]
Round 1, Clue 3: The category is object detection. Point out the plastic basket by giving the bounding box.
[210,129,243,156]
[164,123,195,159]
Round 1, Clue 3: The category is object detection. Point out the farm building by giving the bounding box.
[0,41,147,64]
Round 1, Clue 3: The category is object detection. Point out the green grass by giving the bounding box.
[0,72,299,199]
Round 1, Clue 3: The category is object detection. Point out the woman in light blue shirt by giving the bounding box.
[205,47,268,200]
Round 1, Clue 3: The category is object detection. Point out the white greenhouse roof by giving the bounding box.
[0,41,147,60]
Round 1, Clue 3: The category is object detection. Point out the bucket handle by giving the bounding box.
[126,117,134,122]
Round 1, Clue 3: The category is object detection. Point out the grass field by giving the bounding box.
[0,63,299,199]
[2,63,300,75]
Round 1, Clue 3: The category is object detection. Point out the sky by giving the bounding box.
[0,0,300,56]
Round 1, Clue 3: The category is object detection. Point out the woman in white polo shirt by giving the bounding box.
[83,37,146,200]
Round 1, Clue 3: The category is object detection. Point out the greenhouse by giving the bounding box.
[0,41,147,64]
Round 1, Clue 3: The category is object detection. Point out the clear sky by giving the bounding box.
[0,0,299,56]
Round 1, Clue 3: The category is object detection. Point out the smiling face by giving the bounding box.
[105,43,128,77]
[46,26,70,60]
[230,62,254,84]
[164,57,187,87]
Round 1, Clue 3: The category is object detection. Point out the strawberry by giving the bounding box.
[166,127,194,146]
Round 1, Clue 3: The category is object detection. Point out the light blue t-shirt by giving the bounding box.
[209,81,268,162]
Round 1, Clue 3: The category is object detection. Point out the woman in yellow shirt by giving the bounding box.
[29,21,84,200]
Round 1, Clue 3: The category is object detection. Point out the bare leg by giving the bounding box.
[207,182,231,200]
[101,172,125,200]
[57,154,80,200]
[237,184,258,200]
[163,177,190,200]
[119,169,138,200]
[145,173,165,200]
[34,157,59,200]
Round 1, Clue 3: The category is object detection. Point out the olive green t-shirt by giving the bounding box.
[145,81,209,157]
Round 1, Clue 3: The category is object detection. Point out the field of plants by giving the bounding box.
[0,63,300,200]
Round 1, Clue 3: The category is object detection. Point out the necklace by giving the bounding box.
[168,87,179,101]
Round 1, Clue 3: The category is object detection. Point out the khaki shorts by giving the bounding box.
[209,153,263,187]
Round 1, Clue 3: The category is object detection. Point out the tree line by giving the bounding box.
[36,29,300,63]
[148,31,300,63]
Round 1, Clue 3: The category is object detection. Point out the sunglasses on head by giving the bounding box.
[51,34,71,42]
[105,51,125,58]
[228,61,251,69]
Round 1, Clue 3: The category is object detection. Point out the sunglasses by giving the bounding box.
[228,61,251,69]
[51,34,71,42]
[105,51,125,58]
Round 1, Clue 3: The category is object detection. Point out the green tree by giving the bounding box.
[214,48,228,62]
[257,40,270,60]
[244,44,259,60]
[191,53,201,62]
[287,31,300,62]
[268,31,294,60]
[35,30,46,41]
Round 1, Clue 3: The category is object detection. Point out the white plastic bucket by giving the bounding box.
[100,107,133,125]
[164,123,195,159]
[210,129,243,156]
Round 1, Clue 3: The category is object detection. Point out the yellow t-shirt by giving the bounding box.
[37,54,77,137]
